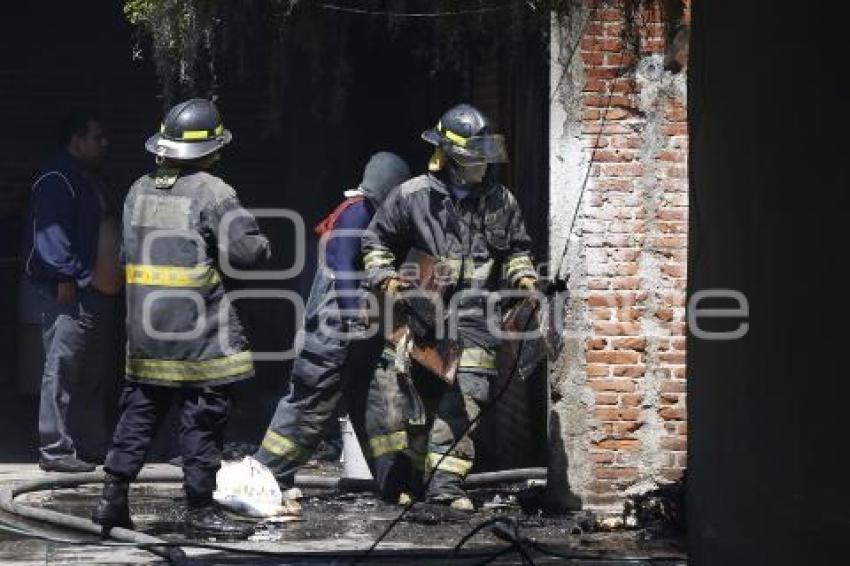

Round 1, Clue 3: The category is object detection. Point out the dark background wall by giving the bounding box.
[688,0,849,562]
[0,1,549,468]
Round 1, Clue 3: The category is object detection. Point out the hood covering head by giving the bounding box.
[359,152,411,208]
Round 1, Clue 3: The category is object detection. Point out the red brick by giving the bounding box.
[581,37,624,52]
[615,308,642,321]
[659,407,686,421]
[587,364,611,377]
[582,52,605,66]
[588,337,608,350]
[612,337,646,351]
[583,78,609,92]
[657,222,687,234]
[587,292,643,308]
[665,165,688,179]
[658,150,684,162]
[661,263,687,278]
[591,178,632,191]
[612,277,640,290]
[665,107,688,122]
[656,208,686,221]
[588,379,636,392]
[653,236,686,248]
[595,407,642,421]
[661,436,687,451]
[595,392,619,405]
[596,439,641,451]
[612,365,646,378]
[662,292,687,307]
[592,308,613,320]
[621,394,644,408]
[587,350,641,364]
[584,67,622,79]
[593,149,636,162]
[660,380,686,393]
[660,352,686,364]
[597,163,645,177]
[663,123,688,136]
[594,322,641,336]
[595,466,639,480]
[661,393,681,404]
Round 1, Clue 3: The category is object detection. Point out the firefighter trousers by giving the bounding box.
[255,327,384,486]
[357,349,494,502]
[104,382,231,499]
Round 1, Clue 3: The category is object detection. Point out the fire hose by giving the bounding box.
[0,466,547,563]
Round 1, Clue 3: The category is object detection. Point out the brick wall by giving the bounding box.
[549,0,689,513]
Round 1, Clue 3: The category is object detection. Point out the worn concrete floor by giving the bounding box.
[0,463,686,564]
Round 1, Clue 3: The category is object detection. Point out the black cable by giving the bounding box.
[0,521,518,562]
[550,2,620,282]
[552,84,617,282]
[453,516,515,554]
[316,1,523,18]
[354,300,543,564]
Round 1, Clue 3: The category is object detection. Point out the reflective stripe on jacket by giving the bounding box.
[122,169,270,387]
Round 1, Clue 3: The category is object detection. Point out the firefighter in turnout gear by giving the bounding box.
[92,99,270,539]
[254,152,411,495]
[361,104,538,511]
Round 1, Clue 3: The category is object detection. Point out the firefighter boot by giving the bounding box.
[92,474,133,531]
[185,497,254,539]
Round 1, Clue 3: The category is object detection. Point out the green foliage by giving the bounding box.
[122,1,684,106]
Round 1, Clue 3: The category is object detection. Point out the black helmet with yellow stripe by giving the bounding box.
[421,103,508,167]
[145,98,232,161]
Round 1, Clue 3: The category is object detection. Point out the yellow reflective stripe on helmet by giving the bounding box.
[460,347,496,370]
[426,452,473,476]
[368,431,408,459]
[181,130,211,140]
[364,249,396,270]
[260,430,309,463]
[437,122,469,147]
[125,264,220,288]
[126,351,253,382]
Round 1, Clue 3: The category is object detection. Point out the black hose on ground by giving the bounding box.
[304,467,547,491]
[0,466,547,563]
[0,469,186,563]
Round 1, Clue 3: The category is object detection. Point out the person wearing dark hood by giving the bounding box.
[361,104,538,512]
[253,152,411,502]
[92,99,270,539]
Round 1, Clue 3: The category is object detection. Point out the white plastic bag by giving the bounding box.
[213,456,301,518]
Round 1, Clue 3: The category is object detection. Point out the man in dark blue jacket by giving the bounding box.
[253,152,411,499]
[21,109,118,472]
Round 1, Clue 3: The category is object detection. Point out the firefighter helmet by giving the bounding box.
[145,98,232,161]
[421,103,508,166]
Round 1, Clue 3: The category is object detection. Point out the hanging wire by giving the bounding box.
[315,1,523,17]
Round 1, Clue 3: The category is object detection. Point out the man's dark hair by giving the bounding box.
[56,108,102,148]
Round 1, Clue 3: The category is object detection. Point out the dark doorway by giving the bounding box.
[0,1,550,471]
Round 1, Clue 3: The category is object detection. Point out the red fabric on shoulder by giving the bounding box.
[314,195,366,237]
